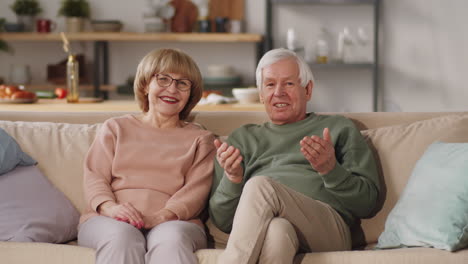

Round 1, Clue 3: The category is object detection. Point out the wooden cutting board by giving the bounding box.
[209,0,244,20]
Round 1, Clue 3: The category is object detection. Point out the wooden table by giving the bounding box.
[0,99,265,112]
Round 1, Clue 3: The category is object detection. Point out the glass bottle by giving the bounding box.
[66,54,79,103]
[315,28,329,64]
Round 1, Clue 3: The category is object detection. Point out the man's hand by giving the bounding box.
[98,201,145,229]
[300,127,336,175]
[143,209,178,229]
[214,139,244,184]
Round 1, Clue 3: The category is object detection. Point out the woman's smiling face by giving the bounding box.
[146,72,191,119]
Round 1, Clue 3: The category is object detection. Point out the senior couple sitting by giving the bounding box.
[77,47,380,264]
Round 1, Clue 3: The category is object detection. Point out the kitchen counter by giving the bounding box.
[0,99,265,112]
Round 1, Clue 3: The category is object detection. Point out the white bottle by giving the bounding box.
[340,27,356,63]
[357,27,372,63]
[287,28,300,51]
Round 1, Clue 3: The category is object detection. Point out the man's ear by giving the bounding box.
[259,88,264,103]
[305,80,313,100]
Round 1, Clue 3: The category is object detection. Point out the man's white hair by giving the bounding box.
[255,48,315,90]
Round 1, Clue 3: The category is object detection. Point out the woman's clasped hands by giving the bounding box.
[98,201,145,229]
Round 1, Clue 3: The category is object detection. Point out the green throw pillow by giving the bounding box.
[376,142,468,252]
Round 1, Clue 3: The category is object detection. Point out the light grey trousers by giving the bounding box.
[78,216,207,264]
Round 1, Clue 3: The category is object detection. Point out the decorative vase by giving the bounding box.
[17,15,35,32]
[66,17,84,33]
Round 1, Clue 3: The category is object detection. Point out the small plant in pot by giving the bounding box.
[58,0,90,33]
[10,0,42,32]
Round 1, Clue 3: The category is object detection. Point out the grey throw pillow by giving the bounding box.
[0,165,80,243]
[0,128,36,175]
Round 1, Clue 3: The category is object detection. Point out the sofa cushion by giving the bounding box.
[0,121,101,213]
[0,165,80,243]
[0,241,95,264]
[195,247,468,264]
[376,142,468,251]
[360,114,468,244]
[0,128,36,175]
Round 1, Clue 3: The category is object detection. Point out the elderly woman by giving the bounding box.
[77,48,215,264]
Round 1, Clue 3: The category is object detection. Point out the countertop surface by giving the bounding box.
[0,99,265,112]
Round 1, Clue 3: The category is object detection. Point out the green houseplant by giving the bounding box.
[58,0,90,32]
[0,40,13,54]
[10,0,42,16]
[10,0,42,32]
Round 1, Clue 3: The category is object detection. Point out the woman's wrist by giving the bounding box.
[97,200,117,215]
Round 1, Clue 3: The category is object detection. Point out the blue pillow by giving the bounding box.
[376,142,468,251]
[0,128,36,175]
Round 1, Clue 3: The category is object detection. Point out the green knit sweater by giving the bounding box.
[208,113,380,233]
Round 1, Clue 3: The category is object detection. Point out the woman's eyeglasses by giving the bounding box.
[154,74,192,91]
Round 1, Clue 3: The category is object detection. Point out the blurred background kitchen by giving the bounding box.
[0,0,467,112]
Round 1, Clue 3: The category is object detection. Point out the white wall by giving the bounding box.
[381,0,468,112]
[1,0,467,112]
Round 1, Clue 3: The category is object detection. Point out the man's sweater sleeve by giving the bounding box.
[321,122,380,219]
[208,134,245,233]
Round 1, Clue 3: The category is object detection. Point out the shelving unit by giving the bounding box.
[0,32,262,42]
[264,0,380,111]
[0,32,263,99]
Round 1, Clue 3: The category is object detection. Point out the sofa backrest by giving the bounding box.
[1,110,466,245]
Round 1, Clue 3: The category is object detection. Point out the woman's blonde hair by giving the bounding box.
[134,48,203,120]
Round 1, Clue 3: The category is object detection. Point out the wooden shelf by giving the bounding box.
[26,84,116,92]
[0,32,263,43]
[309,63,374,69]
[272,0,375,4]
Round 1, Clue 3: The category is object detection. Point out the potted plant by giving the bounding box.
[10,0,42,32]
[58,0,90,32]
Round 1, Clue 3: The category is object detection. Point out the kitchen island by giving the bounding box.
[0,99,264,112]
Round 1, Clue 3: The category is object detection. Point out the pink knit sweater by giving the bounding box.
[79,115,215,227]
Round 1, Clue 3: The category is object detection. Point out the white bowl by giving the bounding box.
[232,88,259,104]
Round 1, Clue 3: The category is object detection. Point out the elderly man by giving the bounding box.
[208,48,380,264]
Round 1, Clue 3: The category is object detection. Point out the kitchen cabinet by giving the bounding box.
[0,32,263,99]
[264,0,380,111]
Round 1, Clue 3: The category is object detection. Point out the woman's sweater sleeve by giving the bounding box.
[165,133,216,220]
[83,120,117,212]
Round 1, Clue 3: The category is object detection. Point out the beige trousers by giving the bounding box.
[208,176,351,264]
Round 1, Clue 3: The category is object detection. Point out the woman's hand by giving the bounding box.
[300,128,336,175]
[98,201,145,229]
[144,209,178,229]
[214,139,244,184]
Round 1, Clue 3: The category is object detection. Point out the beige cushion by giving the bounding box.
[360,114,468,244]
[0,121,101,213]
[0,242,95,264]
[195,247,468,264]
[437,124,468,143]
[296,247,468,264]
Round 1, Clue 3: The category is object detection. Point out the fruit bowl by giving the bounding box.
[232,88,259,104]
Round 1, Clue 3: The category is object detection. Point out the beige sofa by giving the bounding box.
[0,110,467,264]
